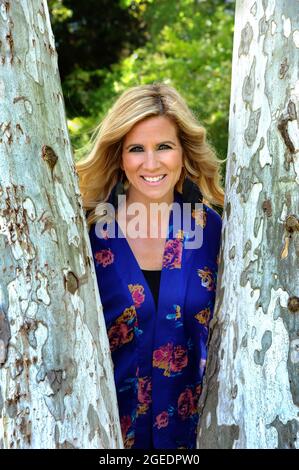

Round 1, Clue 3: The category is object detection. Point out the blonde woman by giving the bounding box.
[76,83,224,449]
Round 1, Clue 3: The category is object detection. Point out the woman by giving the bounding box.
[76,83,224,449]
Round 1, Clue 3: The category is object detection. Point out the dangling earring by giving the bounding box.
[182,175,203,208]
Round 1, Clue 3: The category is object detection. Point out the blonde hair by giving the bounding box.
[76,82,225,228]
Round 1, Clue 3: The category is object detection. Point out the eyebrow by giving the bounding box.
[125,140,176,149]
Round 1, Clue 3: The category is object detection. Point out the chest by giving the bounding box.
[125,236,166,270]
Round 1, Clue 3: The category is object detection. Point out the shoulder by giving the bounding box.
[88,222,95,239]
[88,223,97,252]
[201,204,222,260]
[203,204,222,233]
[88,222,105,247]
[88,221,115,252]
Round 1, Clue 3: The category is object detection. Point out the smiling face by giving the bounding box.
[121,115,183,205]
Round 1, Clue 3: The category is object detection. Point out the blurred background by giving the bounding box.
[48,0,235,180]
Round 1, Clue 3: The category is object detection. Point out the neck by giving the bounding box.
[117,187,175,238]
[126,186,175,209]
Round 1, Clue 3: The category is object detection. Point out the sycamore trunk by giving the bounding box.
[0,0,122,449]
[198,0,299,449]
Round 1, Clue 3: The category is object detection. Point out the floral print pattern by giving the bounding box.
[175,229,185,240]
[195,306,211,327]
[89,190,222,449]
[108,306,139,352]
[166,304,182,326]
[154,411,169,429]
[137,376,152,416]
[177,387,198,420]
[197,266,216,291]
[120,415,135,449]
[94,248,114,267]
[128,283,145,308]
[192,207,207,228]
[153,343,188,377]
[162,238,183,269]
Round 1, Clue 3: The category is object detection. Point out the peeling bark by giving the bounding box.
[197,0,299,449]
[0,0,122,449]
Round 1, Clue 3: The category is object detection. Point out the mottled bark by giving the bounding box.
[197,0,299,449]
[0,0,122,448]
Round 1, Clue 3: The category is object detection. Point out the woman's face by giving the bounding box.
[121,115,183,204]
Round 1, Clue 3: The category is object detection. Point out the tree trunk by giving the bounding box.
[0,0,122,449]
[197,0,299,449]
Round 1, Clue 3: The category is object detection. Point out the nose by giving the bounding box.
[142,150,161,171]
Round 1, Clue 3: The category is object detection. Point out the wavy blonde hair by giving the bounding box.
[76,82,225,228]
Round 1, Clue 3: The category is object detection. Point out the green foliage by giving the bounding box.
[48,0,147,82]
[63,0,234,170]
[119,0,151,7]
[48,0,73,22]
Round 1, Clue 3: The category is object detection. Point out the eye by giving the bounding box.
[158,144,171,150]
[129,146,144,152]
[128,144,171,152]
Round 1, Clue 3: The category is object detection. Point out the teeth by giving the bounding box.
[142,175,165,182]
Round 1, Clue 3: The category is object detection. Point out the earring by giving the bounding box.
[182,176,203,208]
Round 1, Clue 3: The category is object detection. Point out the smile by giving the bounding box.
[141,174,167,183]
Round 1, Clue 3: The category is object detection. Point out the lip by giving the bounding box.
[140,174,167,185]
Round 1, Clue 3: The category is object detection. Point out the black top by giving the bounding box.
[141,269,161,310]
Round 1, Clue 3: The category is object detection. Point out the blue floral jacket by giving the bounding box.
[89,190,222,449]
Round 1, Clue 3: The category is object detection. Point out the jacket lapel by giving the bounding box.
[109,190,192,318]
